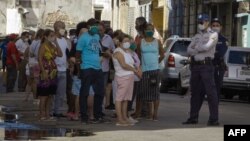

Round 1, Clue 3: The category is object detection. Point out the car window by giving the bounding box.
[228,50,250,65]
[170,40,191,57]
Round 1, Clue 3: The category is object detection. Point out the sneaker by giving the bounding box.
[98,117,111,123]
[89,118,100,124]
[128,117,138,124]
[81,119,89,125]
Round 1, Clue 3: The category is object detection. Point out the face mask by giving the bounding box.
[198,24,205,31]
[212,27,221,33]
[129,43,137,51]
[89,26,99,35]
[123,42,130,49]
[145,30,154,37]
[48,37,55,43]
[24,38,29,42]
[59,29,65,36]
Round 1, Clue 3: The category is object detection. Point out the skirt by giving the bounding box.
[137,70,160,101]
[115,74,134,102]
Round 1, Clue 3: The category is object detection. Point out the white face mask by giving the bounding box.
[123,42,130,49]
[59,29,66,36]
[212,27,221,33]
[24,38,29,42]
[198,24,205,31]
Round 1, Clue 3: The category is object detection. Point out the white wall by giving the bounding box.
[94,0,112,22]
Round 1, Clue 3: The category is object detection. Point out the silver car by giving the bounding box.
[160,35,191,94]
[222,47,250,99]
[179,47,250,100]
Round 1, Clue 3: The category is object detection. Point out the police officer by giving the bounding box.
[211,18,228,100]
[183,14,219,126]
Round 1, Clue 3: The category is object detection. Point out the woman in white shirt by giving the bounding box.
[112,34,142,126]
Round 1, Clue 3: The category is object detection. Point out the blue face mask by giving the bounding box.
[129,43,137,51]
[89,26,99,35]
[145,30,154,37]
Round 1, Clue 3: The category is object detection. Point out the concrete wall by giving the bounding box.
[0,0,8,35]
[94,0,112,22]
[41,0,93,28]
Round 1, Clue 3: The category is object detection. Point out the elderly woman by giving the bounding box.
[112,34,142,126]
[37,29,62,121]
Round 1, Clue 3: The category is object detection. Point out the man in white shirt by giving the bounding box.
[15,31,30,92]
[98,22,115,109]
[52,21,68,117]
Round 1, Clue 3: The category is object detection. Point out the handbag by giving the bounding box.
[149,73,158,86]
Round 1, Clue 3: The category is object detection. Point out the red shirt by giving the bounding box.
[6,42,20,66]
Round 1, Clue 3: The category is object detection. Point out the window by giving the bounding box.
[95,10,102,21]
[228,51,250,65]
[170,40,191,57]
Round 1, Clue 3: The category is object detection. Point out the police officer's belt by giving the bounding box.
[191,57,213,65]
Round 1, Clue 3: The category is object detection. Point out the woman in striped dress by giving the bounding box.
[135,23,165,120]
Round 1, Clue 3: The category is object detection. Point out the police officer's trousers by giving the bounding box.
[189,64,219,122]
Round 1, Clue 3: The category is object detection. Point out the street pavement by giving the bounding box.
[0,90,250,141]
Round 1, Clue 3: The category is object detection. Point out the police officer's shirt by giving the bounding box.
[214,34,228,60]
[187,28,218,61]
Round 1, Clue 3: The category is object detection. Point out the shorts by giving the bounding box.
[72,76,94,96]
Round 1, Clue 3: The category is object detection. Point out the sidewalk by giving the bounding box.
[0,92,229,141]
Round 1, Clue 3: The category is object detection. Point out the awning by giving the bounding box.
[138,0,151,5]
[235,13,249,18]
[94,4,104,11]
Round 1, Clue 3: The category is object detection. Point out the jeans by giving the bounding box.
[79,68,104,120]
[18,59,27,91]
[6,65,17,92]
[52,71,67,114]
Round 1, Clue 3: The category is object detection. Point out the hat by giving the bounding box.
[197,14,210,22]
[8,34,18,40]
[211,18,221,24]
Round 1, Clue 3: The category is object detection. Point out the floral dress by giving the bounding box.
[37,41,58,96]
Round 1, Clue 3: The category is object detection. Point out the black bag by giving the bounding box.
[149,73,158,86]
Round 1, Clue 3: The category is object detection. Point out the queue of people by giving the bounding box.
[0,16,164,126]
[0,14,225,126]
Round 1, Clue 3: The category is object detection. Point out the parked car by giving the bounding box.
[159,35,191,94]
[222,47,250,99]
[179,46,250,100]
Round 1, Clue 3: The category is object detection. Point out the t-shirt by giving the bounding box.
[54,37,68,72]
[15,38,29,59]
[100,34,115,72]
[76,33,101,70]
[30,40,41,59]
[6,42,20,66]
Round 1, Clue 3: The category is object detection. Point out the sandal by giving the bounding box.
[39,117,47,121]
[45,117,57,121]
[116,122,129,126]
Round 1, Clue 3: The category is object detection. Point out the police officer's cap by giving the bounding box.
[197,14,209,22]
[211,18,221,25]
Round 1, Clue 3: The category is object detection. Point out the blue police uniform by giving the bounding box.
[183,14,219,126]
[213,34,228,100]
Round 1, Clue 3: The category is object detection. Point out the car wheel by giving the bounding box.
[160,80,168,93]
[177,77,187,95]
[222,89,235,99]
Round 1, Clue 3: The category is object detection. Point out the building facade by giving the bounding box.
[168,0,250,47]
